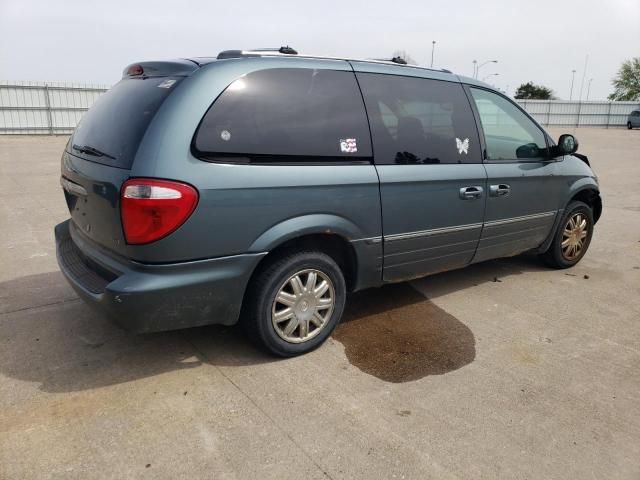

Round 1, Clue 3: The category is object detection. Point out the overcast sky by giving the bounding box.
[1,0,638,100]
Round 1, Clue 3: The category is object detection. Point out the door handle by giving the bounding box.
[489,184,511,197]
[459,186,483,200]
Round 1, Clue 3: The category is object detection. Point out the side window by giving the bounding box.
[193,68,372,160]
[356,73,481,165]
[470,88,547,161]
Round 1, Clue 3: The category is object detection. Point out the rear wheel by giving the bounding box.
[540,201,594,269]
[628,122,633,130]
[242,250,346,357]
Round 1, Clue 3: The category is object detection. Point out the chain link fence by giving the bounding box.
[1,80,639,134]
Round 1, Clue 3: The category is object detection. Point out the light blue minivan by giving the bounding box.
[56,47,602,356]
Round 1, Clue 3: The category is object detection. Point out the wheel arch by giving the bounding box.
[536,183,602,255]
[254,233,359,292]
[247,214,367,253]
[568,186,602,224]
[246,214,382,293]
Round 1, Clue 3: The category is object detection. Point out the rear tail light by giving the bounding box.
[120,179,198,245]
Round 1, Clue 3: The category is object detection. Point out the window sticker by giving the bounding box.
[157,79,176,89]
[340,138,357,153]
[456,137,469,154]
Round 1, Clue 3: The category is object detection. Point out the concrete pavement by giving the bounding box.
[1,128,639,479]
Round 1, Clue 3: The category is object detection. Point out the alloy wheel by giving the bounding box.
[271,269,335,343]
[561,212,589,261]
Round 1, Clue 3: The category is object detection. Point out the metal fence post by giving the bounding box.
[43,84,54,135]
[576,100,582,128]
[606,102,612,129]
[546,101,552,127]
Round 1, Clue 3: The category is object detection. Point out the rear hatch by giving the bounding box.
[61,60,197,256]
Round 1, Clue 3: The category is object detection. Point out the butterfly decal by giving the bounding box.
[456,137,469,155]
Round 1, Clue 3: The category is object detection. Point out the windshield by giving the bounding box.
[69,76,180,169]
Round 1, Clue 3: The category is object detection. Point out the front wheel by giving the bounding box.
[540,201,594,269]
[242,250,346,357]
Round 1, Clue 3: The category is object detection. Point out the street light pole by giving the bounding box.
[578,54,589,101]
[482,73,499,82]
[472,60,477,78]
[475,59,498,79]
[430,41,436,68]
[586,78,593,101]
[569,69,576,101]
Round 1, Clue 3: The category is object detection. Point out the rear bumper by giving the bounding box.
[55,219,265,333]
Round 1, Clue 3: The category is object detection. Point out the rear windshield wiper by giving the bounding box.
[72,144,116,160]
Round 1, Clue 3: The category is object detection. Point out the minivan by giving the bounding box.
[55,47,602,356]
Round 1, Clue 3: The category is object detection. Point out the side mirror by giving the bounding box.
[557,134,579,155]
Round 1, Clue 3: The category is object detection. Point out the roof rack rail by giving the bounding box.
[217,46,298,59]
[213,48,454,74]
[371,57,408,65]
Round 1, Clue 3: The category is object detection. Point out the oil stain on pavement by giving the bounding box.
[333,283,475,383]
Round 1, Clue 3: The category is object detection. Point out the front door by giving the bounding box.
[468,87,565,263]
[355,68,486,282]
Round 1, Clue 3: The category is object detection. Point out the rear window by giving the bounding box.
[70,77,179,169]
[193,68,372,162]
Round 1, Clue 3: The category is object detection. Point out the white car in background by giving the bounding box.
[627,109,640,129]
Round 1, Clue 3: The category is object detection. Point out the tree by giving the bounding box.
[392,50,417,65]
[608,58,640,101]
[514,82,555,100]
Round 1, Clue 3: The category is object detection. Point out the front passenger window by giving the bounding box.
[470,88,547,161]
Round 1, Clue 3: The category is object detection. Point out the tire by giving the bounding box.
[242,250,346,357]
[540,201,594,269]
[628,122,633,130]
